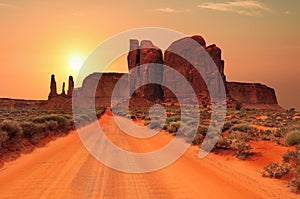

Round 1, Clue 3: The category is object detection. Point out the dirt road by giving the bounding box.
[0,113,296,198]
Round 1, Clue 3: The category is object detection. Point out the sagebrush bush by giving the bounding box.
[222,121,234,132]
[0,130,9,146]
[216,136,231,149]
[282,148,300,165]
[191,133,204,145]
[229,124,258,136]
[228,131,252,142]
[289,176,300,193]
[21,122,47,144]
[148,120,163,129]
[33,115,70,132]
[197,125,209,136]
[45,121,59,132]
[167,121,181,133]
[284,130,300,146]
[0,120,23,141]
[166,115,181,123]
[262,162,291,178]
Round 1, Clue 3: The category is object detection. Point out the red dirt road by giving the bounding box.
[0,113,296,198]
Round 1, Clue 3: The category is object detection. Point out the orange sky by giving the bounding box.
[0,0,299,110]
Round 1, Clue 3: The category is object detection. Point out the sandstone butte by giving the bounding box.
[0,35,283,111]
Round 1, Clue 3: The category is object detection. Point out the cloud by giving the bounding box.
[197,1,270,16]
[155,7,190,13]
[284,10,290,15]
[0,3,17,9]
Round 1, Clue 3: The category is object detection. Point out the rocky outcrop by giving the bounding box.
[67,76,74,96]
[76,73,128,108]
[0,98,47,110]
[128,40,164,101]
[48,75,74,100]
[48,74,58,99]
[227,82,282,110]
[61,82,66,95]
[163,36,226,104]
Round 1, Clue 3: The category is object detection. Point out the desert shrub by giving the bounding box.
[222,121,234,132]
[233,118,246,125]
[167,121,181,133]
[143,116,150,120]
[280,147,300,193]
[148,120,163,129]
[216,136,231,149]
[197,125,209,136]
[190,133,204,145]
[229,124,258,136]
[228,131,252,142]
[282,148,300,165]
[33,115,70,132]
[21,122,48,144]
[0,120,23,142]
[262,162,291,178]
[260,129,273,140]
[232,139,252,160]
[284,130,300,146]
[215,131,253,159]
[263,146,300,193]
[96,108,106,118]
[44,121,59,132]
[144,120,151,126]
[0,130,9,146]
[166,115,181,123]
[289,176,300,193]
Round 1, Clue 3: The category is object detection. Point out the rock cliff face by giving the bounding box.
[76,73,128,108]
[0,98,47,110]
[128,40,164,101]
[163,36,226,103]
[227,82,282,110]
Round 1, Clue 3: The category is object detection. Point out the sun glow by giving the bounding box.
[70,56,82,71]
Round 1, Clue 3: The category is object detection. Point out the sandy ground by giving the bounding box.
[0,112,298,199]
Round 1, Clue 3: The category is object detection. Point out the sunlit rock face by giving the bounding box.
[128,39,164,101]
[163,36,226,103]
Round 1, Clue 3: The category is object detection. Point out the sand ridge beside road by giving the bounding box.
[0,112,297,199]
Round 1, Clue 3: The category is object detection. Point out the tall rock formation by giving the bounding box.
[163,36,226,103]
[61,82,66,95]
[48,74,58,99]
[127,39,164,101]
[227,82,282,110]
[67,76,74,96]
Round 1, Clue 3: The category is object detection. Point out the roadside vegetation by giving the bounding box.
[0,108,106,166]
[115,105,300,193]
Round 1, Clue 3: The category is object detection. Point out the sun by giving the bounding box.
[70,56,82,71]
